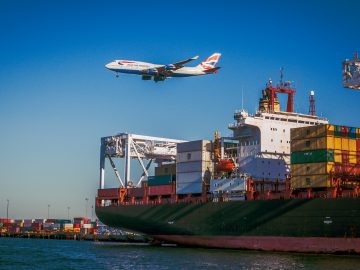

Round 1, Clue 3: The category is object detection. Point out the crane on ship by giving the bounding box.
[99,133,187,189]
[343,53,360,90]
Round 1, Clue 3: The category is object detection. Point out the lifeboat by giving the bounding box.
[216,159,235,172]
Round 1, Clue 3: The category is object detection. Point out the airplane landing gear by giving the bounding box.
[116,73,119,78]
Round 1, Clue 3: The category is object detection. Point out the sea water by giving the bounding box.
[1,238,360,270]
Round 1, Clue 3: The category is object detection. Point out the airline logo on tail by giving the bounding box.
[199,53,221,70]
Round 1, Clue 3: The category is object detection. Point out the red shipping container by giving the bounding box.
[0,219,13,223]
[342,151,349,164]
[98,188,119,198]
[127,187,145,198]
[148,184,173,196]
[74,224,81,228]
[342,126,349,137]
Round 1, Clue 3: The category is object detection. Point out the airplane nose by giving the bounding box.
[105,63,111,69]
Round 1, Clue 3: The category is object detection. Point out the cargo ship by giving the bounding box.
[96,74,360,254]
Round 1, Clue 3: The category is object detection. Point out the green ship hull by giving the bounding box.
[96,198,360,253]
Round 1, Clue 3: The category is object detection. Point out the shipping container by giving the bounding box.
[177,140,211,153]
[333,164,360,175]
[98,188,119,198]
[291,124,358,140]
[291,149,334,164]
[63,223,73,229]
[83,224,93,229]
[349,151,358,164]
[55,219,71,224]
[0,218,13,223]
[349,139,357,152]
[148,175,174,186]
[291,162,334,176]
[177,160,213,174]
[349,127,357,138]
[357,128,360,139]
[291,137,328,152]
[177,151,212,163]
[291,124,334,140]
[14,219,24,224]
[155,163,176,176]
[127,187,145,197]
[43,223,54,229]
[148,184,173,196]
[176,181,203,194]
[35,219,46,224]
[291,174,331,189]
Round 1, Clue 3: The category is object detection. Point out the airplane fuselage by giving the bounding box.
[105,60,207,77]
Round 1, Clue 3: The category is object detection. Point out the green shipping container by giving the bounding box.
[148,175,175,186]
[291,149,334,164]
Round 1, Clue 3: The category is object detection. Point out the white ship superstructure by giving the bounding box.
[229,110,328,181]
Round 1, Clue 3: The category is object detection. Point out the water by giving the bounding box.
[1,238,360,270]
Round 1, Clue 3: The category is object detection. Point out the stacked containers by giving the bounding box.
[176,140,213,194]
[291,124,359,189]
[147,175,175,196]
[147,164,177,196]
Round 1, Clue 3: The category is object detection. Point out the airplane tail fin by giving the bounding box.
[197,53,221,70]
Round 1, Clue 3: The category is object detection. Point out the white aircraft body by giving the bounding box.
[105,53,221,82]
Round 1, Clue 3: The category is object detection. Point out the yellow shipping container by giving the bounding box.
[350,151,357,164]
[341,138,349,151]
[349,139,357,152]
[291,174,331,189]
[334,149,342,163]
[291,162,334,176]
[291,124,334,140]
[291,137,327,152]
[334,137,342,150]
[155,163,176,176]
[327,136,334,149]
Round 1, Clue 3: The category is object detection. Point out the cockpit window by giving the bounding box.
[117,61,123,65]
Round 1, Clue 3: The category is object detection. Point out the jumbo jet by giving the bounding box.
[105,53,221,82]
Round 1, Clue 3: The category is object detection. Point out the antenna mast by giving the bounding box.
[309,90,316,116]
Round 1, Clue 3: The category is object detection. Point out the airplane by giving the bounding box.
[105,53,221,82]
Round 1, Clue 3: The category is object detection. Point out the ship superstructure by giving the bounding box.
[229,107,328,182]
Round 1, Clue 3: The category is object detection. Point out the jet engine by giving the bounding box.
[165,64,176,70]
[144,68,158,75]
[142,75,152,80]
[154,75,166,82]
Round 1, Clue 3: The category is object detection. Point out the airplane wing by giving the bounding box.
[172,55,199,68]
[141,55,199,75]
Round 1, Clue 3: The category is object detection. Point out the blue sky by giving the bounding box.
[0,0,359,218]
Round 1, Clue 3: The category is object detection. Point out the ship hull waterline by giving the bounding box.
[96,198,360,254]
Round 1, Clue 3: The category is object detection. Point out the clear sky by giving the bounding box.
[0,0,359,219]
